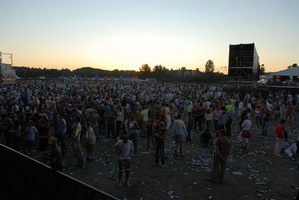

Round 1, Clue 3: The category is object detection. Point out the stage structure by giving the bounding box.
[228,43,260,81]
[0,51,18,84]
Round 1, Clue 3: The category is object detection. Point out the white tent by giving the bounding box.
[269,67,299,81]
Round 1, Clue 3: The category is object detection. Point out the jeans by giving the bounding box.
[155,142,165,165]
[175,134,183,155]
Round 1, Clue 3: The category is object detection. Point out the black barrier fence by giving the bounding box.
[0,144,120,200]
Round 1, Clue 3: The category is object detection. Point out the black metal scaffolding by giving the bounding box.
[228,43,260,81]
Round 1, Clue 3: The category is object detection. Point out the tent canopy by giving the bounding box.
[269,67,299,80]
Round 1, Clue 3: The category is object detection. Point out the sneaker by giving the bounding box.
[291,155,295,161]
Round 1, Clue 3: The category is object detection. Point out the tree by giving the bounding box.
[205,60,215,73]
[139,64,151,72]
[287,63,298,69]
[260,64,265,74]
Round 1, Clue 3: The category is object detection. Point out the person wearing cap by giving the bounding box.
[114,134,134,187]
[44,136,63,172]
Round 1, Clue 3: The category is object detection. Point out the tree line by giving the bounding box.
[13,59,228,83]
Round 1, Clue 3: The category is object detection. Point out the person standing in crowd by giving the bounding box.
[164,103,172,129]
[238,109,248,132]
[217,111,226,131]
[1,113,13,147]
[43,136,63,172]
[10,119,22,151]
[238,115,251,151]
[54,113,67,156]
[172,114,188,157]
[85,109,100,139]
[115,103,124,138]
[274,119,286,157]
[200,128,212,147]
[141,105,149,137]
[71,117,83,157]
[213,106,222,131]
[24,120,38,157]
[115,134,134,188]
[37,113,51,152]
[225,115,232,137]
[107,109,115,139]
[254,105,262,130]
[207,130,231,184]
[186,112,194,143]
[192,104,201,131]
[153,121,166,167]
[261,110,271,136]
[84,121,96,162]
[204,109,213,131]
[127,115,139,154]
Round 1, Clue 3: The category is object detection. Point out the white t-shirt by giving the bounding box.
[242,119,251,131]
[117,140,134,160]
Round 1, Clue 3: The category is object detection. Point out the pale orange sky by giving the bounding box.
[1,0,298,73]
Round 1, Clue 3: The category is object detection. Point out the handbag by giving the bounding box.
[242,130,251,138]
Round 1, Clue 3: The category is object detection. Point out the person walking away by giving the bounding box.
[115,134,134,187]
[172,114,188,157]
[274,119,286,157]
[207,130,231,184]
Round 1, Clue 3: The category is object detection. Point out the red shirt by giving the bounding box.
[275,124,285,139]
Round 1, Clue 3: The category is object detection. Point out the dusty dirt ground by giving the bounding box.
[37,117,299,200]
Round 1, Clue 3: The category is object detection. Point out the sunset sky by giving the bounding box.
[1,0,298,73]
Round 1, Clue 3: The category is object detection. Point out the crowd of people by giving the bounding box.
[0,79,298,191]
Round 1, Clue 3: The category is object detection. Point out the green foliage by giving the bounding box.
[13,65,228,83]
[205,60,215,73]
[260,64,265,74]
[287,63,298,69]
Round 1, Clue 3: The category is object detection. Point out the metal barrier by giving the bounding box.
[0,144,120,200]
